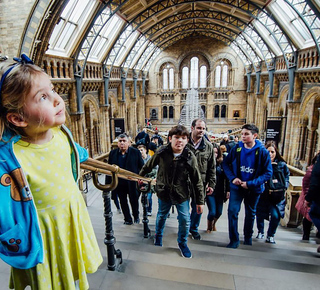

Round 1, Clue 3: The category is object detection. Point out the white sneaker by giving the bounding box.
[256,233,265,239]
[266,236,276,244]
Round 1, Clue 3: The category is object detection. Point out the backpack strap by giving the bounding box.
[236,145,242,178]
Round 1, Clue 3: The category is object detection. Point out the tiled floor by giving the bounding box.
[1,180,320,289]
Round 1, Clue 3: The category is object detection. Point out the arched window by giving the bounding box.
[200,66,207,88]
[215,61,229,88]
[169,68,174,90]
[222,65,228,87]
[215,66,221,87]
[163,106,168,119]
[221,105,226,118]
[169,106,174,119]
[214,105,219,118]
[201,105,206,117]
[190,57,199,88]
[163,68,168,90]
[182,67,189,89]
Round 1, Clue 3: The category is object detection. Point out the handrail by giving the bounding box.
[287,164,305,176]
[81,157,152,183]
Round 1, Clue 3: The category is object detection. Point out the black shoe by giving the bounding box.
[190,232,201,240]
[244,237,252,245]
[134,218,140,224]
[124,221,133,225]
[226,241,240,249]
[302,234,310,241]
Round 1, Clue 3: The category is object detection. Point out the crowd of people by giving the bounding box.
[1,56,319,289]
[124,121,319,257]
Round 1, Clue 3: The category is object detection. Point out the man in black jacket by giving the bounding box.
[306,153,320,253]
[106,133,144,224]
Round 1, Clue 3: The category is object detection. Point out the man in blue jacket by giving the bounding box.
[222,124,272,248]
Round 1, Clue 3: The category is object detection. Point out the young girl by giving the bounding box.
[255,141,290,244]
[0,55,102,289]
[206,143,229,233]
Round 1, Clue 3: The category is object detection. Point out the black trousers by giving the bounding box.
[117,182,140,222]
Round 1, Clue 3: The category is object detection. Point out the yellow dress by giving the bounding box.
[10,128,103,289]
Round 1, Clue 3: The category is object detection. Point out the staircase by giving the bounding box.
[1,181,320,290]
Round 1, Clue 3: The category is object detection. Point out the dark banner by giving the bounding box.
[266,119,282,145]
[114,118,125,137]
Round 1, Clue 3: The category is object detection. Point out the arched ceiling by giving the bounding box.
[31,0,320,76]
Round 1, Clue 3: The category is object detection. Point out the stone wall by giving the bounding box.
[0,0,34,57]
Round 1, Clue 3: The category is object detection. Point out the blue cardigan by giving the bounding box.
[0,125,88,269]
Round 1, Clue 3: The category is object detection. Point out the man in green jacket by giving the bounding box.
[140,125,204,258]
[187,119,216,240]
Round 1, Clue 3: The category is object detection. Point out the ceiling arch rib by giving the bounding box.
[105,0,296,75]
[254,12,296,68]
[122,36,149,69]
[151,23,264,70]
[121,10,247,70]
[154,29,253,72]
[122,22,239,71]
[143,48,161,72]
[104,0,267,73]
[121,9,275,72]
[284,0,320,58]
[135,43,157,70]
[72,1,125,78]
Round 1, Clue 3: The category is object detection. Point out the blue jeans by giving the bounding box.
[228,189,260,242]
[256,204,280,237]
[206,194,224,221]
[190,199,202,234]
[156,199,190,244]
[147,192,152,213]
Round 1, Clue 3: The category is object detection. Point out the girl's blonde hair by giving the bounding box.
[0,63,43,140]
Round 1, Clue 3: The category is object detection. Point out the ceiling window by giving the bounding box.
[47,0,95,56]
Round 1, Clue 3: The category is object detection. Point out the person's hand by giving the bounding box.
[240,181,248,189]
[196,204,204,214]
[226,192,230,199]
[137,179,146,190]
[206,186,213,195]
[232,178,242,186]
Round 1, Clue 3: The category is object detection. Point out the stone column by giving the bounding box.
[174,92,181,123]
[284,101,300,163]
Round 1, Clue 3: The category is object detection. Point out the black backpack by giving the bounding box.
[266,162,286,204]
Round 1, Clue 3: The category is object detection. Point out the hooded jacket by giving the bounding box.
[186,136,216,191]
[222,140,272,194]
[0,124,88,269]
[139,143,204,205]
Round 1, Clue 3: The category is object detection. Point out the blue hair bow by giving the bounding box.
[0,54,34,101]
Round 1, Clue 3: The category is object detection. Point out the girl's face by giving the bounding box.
[213,147,218,159]
[267,146,276,162]
[138,146,147,158]
[22,72,65,135]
